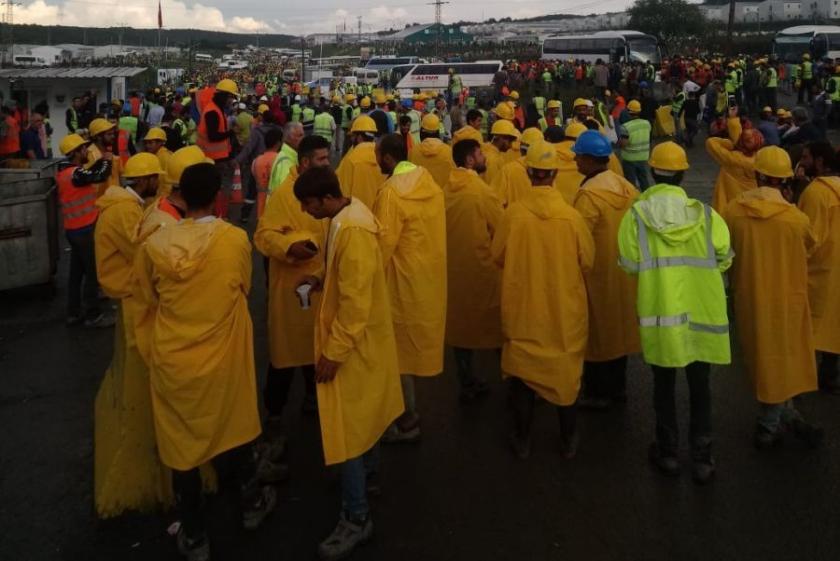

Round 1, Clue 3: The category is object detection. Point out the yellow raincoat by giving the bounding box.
[155,147,174,198]
[443,167,504,349]
[574,170,641,361]
[95,186,144,299]
[410,137,455,189]
[706,119,757,213]
[254,168,328,368]
[315,199,404,465]
[134,218,261,470]
[491,157,530,208]
[482,142,510,185]
[725,188,817,403]
[374,162,447,376]
[553,140,585,204]
[335,142,386,209]
[87,144,122,197]
[798,176,840,353]
[491,186,595,405]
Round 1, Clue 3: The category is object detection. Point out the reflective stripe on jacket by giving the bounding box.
[57,166,99,230]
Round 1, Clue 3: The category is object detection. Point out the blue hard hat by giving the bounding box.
[639,81,649,89]
[401,99,412,108]
[571,130,613,158]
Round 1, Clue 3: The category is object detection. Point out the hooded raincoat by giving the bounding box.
[335,141,387,209]
[254,167,328,369]
[618,184,733,368]
[553,140,585,204]
[706,118,758,213]
[315,199,404,465]
[95,186,144,299]
[574,170,641,361]
[491,186,595,405]
[410,137,455,189]
[444,167,504,349]
[491,157,530,208]
[798,176,840,353]
[724,187,817,403]
[482,142,509,186]
[374,162,447,376]
[134,218,261,470]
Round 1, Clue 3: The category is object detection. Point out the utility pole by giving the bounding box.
[357,15,362,44]
[726,0,735,55]
[1,0,21,67]
[427,0,450,58]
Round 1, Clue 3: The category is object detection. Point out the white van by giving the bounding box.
[353,68,380,85]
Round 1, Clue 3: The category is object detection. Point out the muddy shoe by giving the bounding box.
[242,486,278,531]
[317,513,373,561]
[648,443,681,476]
[176,528,210,561]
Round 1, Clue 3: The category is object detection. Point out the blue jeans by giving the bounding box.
[621,159,651,191]
[340,444,380,518]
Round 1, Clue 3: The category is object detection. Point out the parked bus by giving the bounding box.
[393,61,503,94]
[541,30,662,64]
[772,25,840,63]
[13,55,49,68]
[365,56,421,72]
[194,53,213,63]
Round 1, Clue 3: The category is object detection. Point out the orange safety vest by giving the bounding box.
[197,100,230,160]
[197,86,215,115]
[0,115,21,155]
[57,166,99,230]
[117,129,131,166]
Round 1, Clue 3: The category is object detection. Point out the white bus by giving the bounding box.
[772,25,840,63]
[365,55,421,72]
[194,53,213,63]
[13,55,49,68]
[541,30,662,64]
[393,61,503,95]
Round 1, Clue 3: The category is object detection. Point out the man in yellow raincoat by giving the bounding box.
[571,130,641,409]
[491,127,543,208]
[374,134,447,443]
[706,110,763,213]
[409,113,454,188]
[796,141,840,394]
[254,135,332,451]
[335,115,386,209]
[142,127,173,197]
[444,138,504,400]
[86,117,123,196]
[93,153,166,518]
[133,162,275,559]
[491,141,595,460]
[724,146,823,449]
[293,166,404,561]
[546,122,586,204]
[483,119,520,185]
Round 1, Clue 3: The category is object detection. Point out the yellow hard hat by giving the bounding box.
[452,125,483,146]
[627,100,642,113]
[386,94,395,101]
[360,96,371,109]
[167,146,213,185]
[216,78,239,95]
[374,93,386,105]
[123,152,163,179]
[143,127,167,142]
[88,118,115,137]
[525,140,559,170]
[649,141,689,172]
[258,103,270,113]
[493,102,515,121]
[573,97,588,108]
[520,127,544,147]
[345,93,356,103]
[350,115,377,134]
[491,119,520,139]
[564,122,587,139]
[776,108,787,116]
[59,133,90,155]
[803,53,811,60]
[754,146,793,179]
[331,95,341,104]
[761,106,772,114]
[509,91,520,101]
[547,100,561,110]
[421,113,441,132]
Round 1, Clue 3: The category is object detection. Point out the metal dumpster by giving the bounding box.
[0,158,60,182]
[0,178,59,291]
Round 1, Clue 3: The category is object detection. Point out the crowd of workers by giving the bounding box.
[17,47,840,561]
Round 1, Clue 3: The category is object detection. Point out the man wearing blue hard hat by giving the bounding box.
[571,130,641,411]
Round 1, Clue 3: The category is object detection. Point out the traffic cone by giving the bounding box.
[230,163,243,204]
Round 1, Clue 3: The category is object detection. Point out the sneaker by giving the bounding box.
[256,456,289,484]
[754,426,782,450]
[791,419,825,449]
[648,443,681,476]
[242,486,278,531]
[176,528,210,561]
[254,437,286,464]
[381,422,421,444]
[84,312,116,328]
[691,459,716,485]
[317,512,374,561]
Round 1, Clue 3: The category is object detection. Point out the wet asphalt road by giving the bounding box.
[2,115,840,561]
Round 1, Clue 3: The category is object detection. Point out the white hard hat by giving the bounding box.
[259,95,268,101]
[238,102,247,110]
[294,95,301,101]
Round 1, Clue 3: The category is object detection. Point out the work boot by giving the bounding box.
[242,486,278,531]
[691,437,716,485]
[790,419,825,449]
[648,443,681,476]
[317,512,374,561]
[754,426,782,450]
[176,528,210,561]
[255,453,289,484]
[381,413,421,444]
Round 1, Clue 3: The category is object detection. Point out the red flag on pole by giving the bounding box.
[158,1,163,29]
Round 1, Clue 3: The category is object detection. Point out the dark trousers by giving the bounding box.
[819,352,839,384]
[66,228,100,319]
[651,362,712,460]
[507,377,577,441]
[582,356,628,401]
[264,364,316,417]
[798,79,814,104]
[172,442,258,539]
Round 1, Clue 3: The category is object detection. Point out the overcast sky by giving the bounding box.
[15,0,640,35]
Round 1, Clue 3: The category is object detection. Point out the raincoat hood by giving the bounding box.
[814,176,840,201]
[633,183,706,246]
[447,167,479,193]
[419,137,447,157]
[519,186,568,219]
[581,170,638,210]
[96,185,142,211]
[335,198,380,235]
[736,187,792,218]
[144,218,223,281]
[389,163,440,201]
